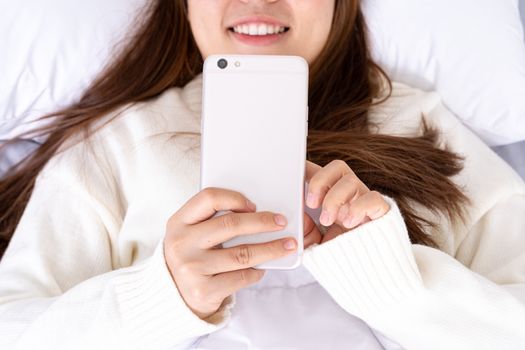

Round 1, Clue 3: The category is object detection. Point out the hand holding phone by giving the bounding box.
[163,187,299,320]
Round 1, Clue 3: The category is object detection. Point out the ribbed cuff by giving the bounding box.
[302,196,423,319]
[113,241,235,349]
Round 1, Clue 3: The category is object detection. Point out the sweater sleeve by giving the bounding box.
[0,171,235,350]
[302,195,525,350]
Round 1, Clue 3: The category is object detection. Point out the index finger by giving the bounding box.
[305,160,322,183]
[175,187,255,225]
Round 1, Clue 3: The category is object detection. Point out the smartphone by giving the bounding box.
[200,55,309,270]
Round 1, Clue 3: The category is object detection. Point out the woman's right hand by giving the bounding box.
[163,187,298,320]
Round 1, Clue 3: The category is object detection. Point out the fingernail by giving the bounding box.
[306,192,318,207]
[283,239,297,250]
[274,214,287,226]
[320,210,331,226]
[344,216,357,228]
[246,200,256,211]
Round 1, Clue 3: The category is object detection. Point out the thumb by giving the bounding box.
[303,212,322,248]
[303,211,316,237]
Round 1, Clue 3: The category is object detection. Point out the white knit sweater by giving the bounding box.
[1,74,524,350]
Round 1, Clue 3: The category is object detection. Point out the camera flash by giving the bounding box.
[235,61,241,67]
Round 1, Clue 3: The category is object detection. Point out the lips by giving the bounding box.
[227,15,291,46]
[227,14,291,37]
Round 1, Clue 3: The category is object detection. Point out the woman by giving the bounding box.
[1,0,524,349]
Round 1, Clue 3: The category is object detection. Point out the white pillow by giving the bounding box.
[362,0,525,146]
[1,0,525,146]
[0,0,146,141]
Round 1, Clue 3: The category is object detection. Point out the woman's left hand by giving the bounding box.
[304,159,391,243]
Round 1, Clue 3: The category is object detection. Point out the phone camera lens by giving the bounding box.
[217,58,228,69]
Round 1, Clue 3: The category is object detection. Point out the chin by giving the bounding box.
[223,43,294,57]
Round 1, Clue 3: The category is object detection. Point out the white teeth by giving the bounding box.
[258,24,267,35]
[232,23,287,36]
[249,24,258,35]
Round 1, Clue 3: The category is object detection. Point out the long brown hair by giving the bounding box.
[0,0,468,258]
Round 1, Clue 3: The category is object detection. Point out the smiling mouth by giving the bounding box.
[228,23,290,36]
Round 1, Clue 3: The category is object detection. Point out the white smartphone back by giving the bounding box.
[200,55,309,270]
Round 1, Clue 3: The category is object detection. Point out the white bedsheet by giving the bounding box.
[492,141,525,179]
[0,139,39,176]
